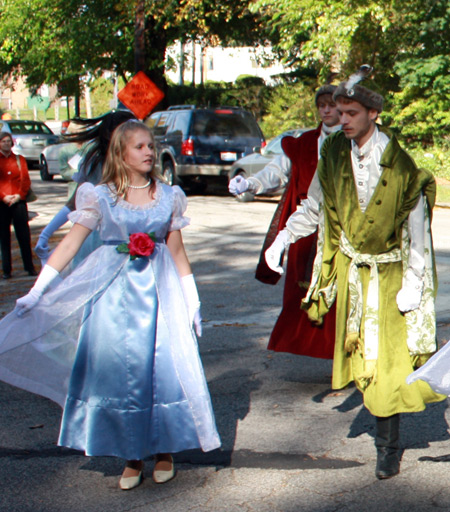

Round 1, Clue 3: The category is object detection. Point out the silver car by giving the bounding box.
[39,142,79,181]
[228,128,307,201]
[0,120,59,167]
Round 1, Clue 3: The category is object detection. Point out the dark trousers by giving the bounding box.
[0,200,35,274]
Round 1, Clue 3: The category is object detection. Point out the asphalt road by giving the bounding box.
[1,172,450,511]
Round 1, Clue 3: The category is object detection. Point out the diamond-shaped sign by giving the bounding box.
[118,71,165,120]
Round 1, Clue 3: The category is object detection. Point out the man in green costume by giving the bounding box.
[265,68,445,480]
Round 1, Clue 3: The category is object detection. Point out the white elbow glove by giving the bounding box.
[15,265,60,317]
[265,230,291,275]
[229,176,252,196]
[181,274,202,337]
[396,269,424,313]
[35,206,71,261]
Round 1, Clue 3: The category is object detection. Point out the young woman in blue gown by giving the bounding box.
[2,120,220,490]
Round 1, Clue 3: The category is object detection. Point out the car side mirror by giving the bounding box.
[252,146,261,154]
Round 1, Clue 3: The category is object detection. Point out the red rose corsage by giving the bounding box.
[116,232,156,260]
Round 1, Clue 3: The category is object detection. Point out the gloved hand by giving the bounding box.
[35,206,71,261]
[265,230,291,275]
[396,270,423,313]
[229,175,250,196]
[34,235,50,261]
[181,274,202,337]
[15,264,60,317]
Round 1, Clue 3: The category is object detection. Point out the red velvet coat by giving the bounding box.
[255,126,335,359]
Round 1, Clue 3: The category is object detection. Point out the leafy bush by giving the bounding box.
[164,79,320,138]
[89,77,115,117]
[165,79,270,123]
[234,75,266,87]
[260,83,318,138]
[407,144,450,180]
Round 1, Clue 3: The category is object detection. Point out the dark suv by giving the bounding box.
[146,105,265,189]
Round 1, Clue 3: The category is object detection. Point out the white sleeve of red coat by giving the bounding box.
[246,154,291,195]
[284,170,321,243]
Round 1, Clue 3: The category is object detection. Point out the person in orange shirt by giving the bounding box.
[0,131,37,279]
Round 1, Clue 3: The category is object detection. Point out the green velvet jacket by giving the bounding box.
[302,127,445,416]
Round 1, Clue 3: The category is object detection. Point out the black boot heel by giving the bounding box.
[375,414,400,480]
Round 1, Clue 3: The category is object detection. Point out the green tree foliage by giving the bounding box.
[251,0,396,81]
[385,1,450,143]
[260,82,317,138]
[0,0,134,95]
[252,0,450,143]
[0,0,267,100]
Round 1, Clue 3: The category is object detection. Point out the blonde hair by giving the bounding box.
[101,120,161,197]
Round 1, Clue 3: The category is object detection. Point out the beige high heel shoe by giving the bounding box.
[152,454,175,484]
[119,460,144,490]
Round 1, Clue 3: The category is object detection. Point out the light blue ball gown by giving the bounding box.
[0,181,220,459]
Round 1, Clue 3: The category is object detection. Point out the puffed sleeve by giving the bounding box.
[67,182,102,231]
[169,185,190,231]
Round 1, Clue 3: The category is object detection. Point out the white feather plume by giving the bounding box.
[345,64,373,91]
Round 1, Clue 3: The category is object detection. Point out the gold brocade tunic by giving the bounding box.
[302,129,445,417]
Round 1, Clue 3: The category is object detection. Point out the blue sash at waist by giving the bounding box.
[102,239,165,245]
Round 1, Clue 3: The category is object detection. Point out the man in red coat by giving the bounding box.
[229,85,340,358]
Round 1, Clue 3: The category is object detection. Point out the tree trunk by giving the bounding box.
[191,39,196,86]
[74,91,80,117]
[144,14,168,109]
[179,40,185,86]
[135,0,145,73]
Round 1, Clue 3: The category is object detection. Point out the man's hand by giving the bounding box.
[228,176,250,196]
[265,230,291,274]
[396,271,423,312]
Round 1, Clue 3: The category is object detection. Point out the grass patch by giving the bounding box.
[437,183,450,205]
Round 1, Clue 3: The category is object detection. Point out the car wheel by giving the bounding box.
[39,155,53,181]
[235,191,255,202]
[186,176,208,194]
[162,159,176,186]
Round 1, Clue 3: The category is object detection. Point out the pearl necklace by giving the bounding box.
[128,180,151,189]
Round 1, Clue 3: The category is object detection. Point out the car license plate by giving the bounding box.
[221,152,237,161]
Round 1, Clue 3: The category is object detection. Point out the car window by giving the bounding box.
[7,122,53,135]
[264,135,283,155]
[192,110,261,138]
[153,113,172,136]
[170,112,190,138]
[263,129,305,155]
[146,112,161,129]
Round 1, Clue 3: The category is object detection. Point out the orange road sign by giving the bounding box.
[118,71,164,120]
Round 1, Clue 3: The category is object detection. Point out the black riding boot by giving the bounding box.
[375,414,400,480]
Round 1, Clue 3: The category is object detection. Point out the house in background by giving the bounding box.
[0,75,72,122]
[0,75,29,111]
[166,42,288,85]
